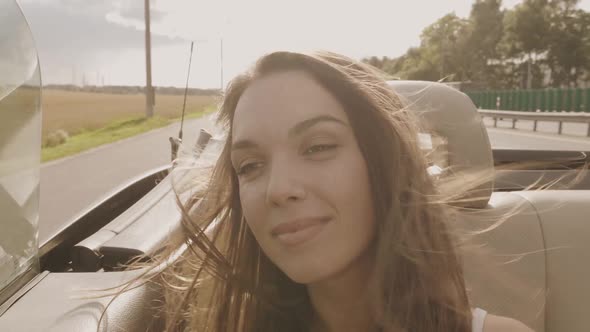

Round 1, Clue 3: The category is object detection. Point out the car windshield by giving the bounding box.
[0,0,41,292]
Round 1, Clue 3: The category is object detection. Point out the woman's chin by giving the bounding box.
[287,271,328,285]
[280,262,337,285]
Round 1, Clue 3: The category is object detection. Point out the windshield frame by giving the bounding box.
[0,0,42,308]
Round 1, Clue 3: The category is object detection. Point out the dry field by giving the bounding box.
[42,89,218,138]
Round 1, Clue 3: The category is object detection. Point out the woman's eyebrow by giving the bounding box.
[288,115,347,138]
[231,115,346,152]
[231,139,258,152]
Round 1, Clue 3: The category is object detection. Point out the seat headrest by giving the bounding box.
[388,81,494,209]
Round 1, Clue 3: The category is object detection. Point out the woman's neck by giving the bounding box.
[307,251,375,332]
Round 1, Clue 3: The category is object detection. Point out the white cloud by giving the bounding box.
[17,0,590,87]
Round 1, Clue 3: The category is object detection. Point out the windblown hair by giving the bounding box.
[129,51,479,332]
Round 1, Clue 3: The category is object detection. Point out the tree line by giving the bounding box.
[363,0,590,90]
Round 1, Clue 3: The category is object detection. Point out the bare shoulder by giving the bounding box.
[483,314,534,332]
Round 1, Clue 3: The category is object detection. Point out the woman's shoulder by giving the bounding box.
[483,313,534,332]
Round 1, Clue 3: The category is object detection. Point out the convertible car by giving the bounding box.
[1,1,590,331]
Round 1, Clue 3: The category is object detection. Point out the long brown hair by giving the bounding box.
[135,51,475,332]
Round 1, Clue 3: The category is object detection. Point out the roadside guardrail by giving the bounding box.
[478,109,590,137]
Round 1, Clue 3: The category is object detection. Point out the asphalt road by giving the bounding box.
[39,115,220,245]
[483,118,590,151]
[38,115,590,244]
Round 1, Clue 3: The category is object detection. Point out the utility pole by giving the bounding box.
[144,0,154,117]
[220,38,224,92]
[440,38,444,79]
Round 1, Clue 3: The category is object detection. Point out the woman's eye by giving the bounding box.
[304,144,338,155]
[236,162,262,176]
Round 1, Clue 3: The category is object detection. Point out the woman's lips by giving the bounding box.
[271,217,330,246]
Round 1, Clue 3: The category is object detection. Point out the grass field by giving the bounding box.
[42,89,218,137]
[41,89,218,162]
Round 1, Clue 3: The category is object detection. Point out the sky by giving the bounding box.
[17,0,590,89]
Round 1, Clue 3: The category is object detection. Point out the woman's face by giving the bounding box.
[230,70,376,284]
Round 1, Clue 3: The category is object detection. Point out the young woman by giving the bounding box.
[146,51,533,332]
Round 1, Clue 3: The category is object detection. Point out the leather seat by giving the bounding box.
[514,191,590,332]
[391,81,590,332]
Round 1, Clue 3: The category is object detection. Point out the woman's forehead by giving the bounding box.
[231,71,349,140]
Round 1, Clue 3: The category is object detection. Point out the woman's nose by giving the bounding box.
[265,159,307,206]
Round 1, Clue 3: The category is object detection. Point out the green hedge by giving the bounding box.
[466,87,590,112]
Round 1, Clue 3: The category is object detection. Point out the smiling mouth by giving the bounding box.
[271,217,330,246]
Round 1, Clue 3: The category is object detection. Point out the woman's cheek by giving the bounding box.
[239,184,265,232]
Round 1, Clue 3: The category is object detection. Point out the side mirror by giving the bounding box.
[169,128,213,163]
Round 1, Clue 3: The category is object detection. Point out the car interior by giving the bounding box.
[1,82,590,331]
[390,81,590,332]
